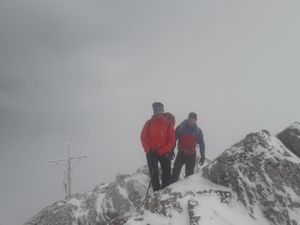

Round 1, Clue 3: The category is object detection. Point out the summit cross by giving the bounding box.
[46,143,88,199]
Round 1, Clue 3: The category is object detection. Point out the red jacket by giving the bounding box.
[140,116,175,155]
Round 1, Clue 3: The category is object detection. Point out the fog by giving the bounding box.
[0,1,300,224]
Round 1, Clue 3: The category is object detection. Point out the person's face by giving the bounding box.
[153,108,164,119]
[188,118,197,126]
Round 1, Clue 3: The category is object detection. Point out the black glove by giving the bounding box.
[169,149,175,160]
[168,151,175,160]
[199,157,205,166]
[165,152,173,160]
[169,146,176,160]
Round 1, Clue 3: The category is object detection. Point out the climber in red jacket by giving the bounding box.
[140,102,175,191]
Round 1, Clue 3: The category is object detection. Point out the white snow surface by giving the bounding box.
[123,174,270,225]
[25,127,300,225]
[115,129,300,225]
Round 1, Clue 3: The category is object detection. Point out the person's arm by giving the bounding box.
[198,129,205,158]
[140,120,151,153]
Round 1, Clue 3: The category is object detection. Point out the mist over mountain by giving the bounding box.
[24,122,300,225]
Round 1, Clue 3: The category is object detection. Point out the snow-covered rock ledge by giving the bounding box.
[24,123,300,225]
[203,127,300,225]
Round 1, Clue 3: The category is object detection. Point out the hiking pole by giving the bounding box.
[145,159,158,200]
[145,167,155,200]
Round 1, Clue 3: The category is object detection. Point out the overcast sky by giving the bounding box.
[1,1,300,224]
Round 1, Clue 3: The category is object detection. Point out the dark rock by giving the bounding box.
[188,198,201,225]
[25,123,300,225]
[277,122,300,158]
[203,129,300,224]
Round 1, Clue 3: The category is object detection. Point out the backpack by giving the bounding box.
[177,120,200,138]
[148,112,175,132]
[164,112,175,125]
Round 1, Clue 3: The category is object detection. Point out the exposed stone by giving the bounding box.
[188,198,201,225]
[203,129,300,224]
[277,122,300,158]
[25,123,300,225]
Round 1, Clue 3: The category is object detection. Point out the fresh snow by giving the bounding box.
[24,125,300,225]
[124,174,271,225]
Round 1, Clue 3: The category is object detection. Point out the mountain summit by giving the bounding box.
[25,122,300,225]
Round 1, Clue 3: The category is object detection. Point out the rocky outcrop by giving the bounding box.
[25,123,300,225]
[108,185,233,225]
[203,128,300,225]
[277,122,300,158]
[24,166,150,225]
[188,199,201,225]
[24,200,85,225]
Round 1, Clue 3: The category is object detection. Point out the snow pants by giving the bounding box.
[146,150,171,192]
[170,151,196,184]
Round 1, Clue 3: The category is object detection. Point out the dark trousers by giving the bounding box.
[170,151,196,184]
[146,150,171,192]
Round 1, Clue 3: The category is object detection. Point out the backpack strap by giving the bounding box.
[178,121,185,134]
[195,126,200,137]
[177,121,200,138]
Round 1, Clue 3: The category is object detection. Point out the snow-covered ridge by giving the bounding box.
[24,122,300,225]
[203,128,300,224]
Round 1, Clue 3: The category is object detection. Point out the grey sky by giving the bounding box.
[1,1,300,224]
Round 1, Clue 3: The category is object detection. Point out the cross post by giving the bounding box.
[46,143,88,199]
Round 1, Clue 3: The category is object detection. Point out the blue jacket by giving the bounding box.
[175,120,205,158]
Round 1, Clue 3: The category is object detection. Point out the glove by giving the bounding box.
[170,145,176,160]
[164,152,173,160]
[170,151,175,160]
[199,157,205,166]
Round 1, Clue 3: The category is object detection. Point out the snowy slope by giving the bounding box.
[203,128,300,224]
[110,174,270,225]
[24,122,300,225]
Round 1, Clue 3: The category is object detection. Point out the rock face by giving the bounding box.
[277,121,300,158]
[24,156,210,225]
[24,166,150,225]
[203,127,300,225]
[25,123,300,225]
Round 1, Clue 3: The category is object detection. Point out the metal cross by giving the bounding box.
[46,143,88,199]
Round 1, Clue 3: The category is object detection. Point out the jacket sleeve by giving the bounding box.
[197,129,205,158]
[140,120,151,153]
[158,124,176,155]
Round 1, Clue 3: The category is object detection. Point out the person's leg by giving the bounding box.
[146,151,160,191]
[159,153,171,189]
[185,154,196,178]
[170,151,185,184]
